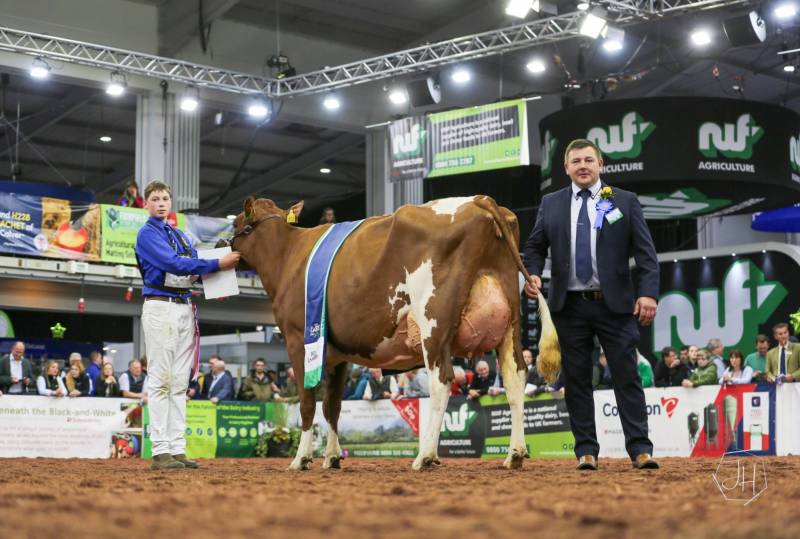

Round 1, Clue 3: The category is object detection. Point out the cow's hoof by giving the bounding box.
[413,456,441,471]
[503,450,528,470]
[323,456,341,469]
[289,456,313,471]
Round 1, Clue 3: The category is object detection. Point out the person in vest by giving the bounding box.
[95,362,120,398]
[37,360,67,397]
[363,368,398,400]
[135,180,240,470]
[119,359,147,399]
[64,362,92,397]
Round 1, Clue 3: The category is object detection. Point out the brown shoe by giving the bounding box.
[151,454,185,470]
[576,455,598,471]
[632,453,659,469]
[173,454,200,469]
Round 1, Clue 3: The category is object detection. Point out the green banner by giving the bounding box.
[185,401,218,458]
[100,205,186,265]
[215,402,264,457]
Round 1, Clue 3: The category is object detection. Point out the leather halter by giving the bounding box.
[227,213,283,250]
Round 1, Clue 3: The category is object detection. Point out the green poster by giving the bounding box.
[215,402,264,457]
[100,204,186,265]
[142,400,218,459]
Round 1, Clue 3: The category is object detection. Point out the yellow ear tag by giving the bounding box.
[286,211,297,224]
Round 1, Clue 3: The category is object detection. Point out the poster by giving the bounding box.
[100,204,184,265]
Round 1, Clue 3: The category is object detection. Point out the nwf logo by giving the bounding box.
[440,403,476,436]
[586,111,655,159]
[790,134,800,173]
[541,130,558,177]
[392,122,426,158]
[698,114,763,159]
[653,260,787,354]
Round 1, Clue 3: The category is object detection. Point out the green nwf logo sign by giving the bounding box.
[440,402,477,437]
[392,122,426,158]
[541,130,558,177]
[586,111,655,159]
[790,134,800,173]
[653,259,786,354]
[698,113,763,159]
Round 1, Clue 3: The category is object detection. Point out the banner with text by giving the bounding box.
[100,205,184,265]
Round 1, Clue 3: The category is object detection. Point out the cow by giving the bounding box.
[229,195,554,471]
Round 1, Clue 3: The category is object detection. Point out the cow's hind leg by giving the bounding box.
[413,358,451,471]
[498,323,528,469]
[322,362,347,469]
[289,386,317,471]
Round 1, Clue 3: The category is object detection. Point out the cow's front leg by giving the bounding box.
[498,324,529,469]
[413,362,451,471]
[289,384,317,471]
[322,361,348,469]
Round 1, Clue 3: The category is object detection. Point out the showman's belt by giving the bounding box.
[568,290,604,301]
[144,295,190,304]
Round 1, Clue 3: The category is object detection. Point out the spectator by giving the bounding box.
[0,341,34,395]
[119,360,147,399]
[64,362,91,397]
[686,345,699,371]
[678,346,689,366]
[118,180,144,208]
[720,350,753,385]
[140,356,148,375]
[766,322,800,383]
[37,360,67,397]
[344,367,366,400]
[95,363,120,397]
[637,351,654,388]
[745,334,770,384]
[467,360,492,400]
[62,353,83,376]
[86,351,103,395]
[201,355,222,399]
[592,352,613,390]
[706,338,727,378]
[451,366,469,396]
[319,206,336,225]
[266,369,279,386]
[363,368,399,400]
[241,358,279,402]
[276,367,300,403]
[398,368,429,398]
[207,360,235,403]
[522,349,534,371]
[654,346,689,387]
[524,357,547,396]
[489,359,506,396]
[682,350,718,388]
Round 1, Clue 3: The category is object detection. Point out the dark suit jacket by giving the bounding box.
[207,371,235,401]
[523,184,659,313]
[0,355,35,393]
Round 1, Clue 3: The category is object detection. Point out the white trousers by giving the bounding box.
[142,299,195,456]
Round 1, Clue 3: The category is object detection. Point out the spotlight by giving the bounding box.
[29,57,50,79]
[576,1,590,10]
[180,86,200,112]
[451,68,471,84]
[702,256,707,260]
[673,259,678,263]
[388,88,408,105]
[526,59,546,73]
[784,64,796,72]
[761,249,767,253]
[319,167,331,174]
[579,9,608,39]
[267,54,297,79]
[106,72,126,96]
[99,135,112,143]
[731,252,737,257]
[691,29,712,47]
[323,93,341,111]
[775,3,798,19]
[602,27,624,52]
[226,215,237,220]
[506,0,538,18]
[247,98,271,119]
[723,11,766,47]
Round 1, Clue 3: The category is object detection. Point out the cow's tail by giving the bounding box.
[473,196,561,383]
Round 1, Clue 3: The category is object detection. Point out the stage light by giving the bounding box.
[691,29,712,47]
[99,136,112,143]
[506,0,538,18]
[319,167,331,174]
[526,59,546,73]
[673,259,678,263]
[226,215,237,220]
[451,68,471,84]
[602,27,624,52]
[576,1,590,10]
[784,64,796,72]
[30,57,50,79]
[388,88,408,105]
[323,93,341,111]
[775,3,798,19]
[731,252,737,257]
[761,249,767,253]
[702,256,707,260]
[180,86,200,112]
[247,99,271,119]
[579,9,608,39]
[106,72,126,96]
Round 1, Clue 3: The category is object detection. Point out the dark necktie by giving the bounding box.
[576,189,592,284]
[780,347,786,375]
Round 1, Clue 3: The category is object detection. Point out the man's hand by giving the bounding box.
[10,377,19,384]
[787,374,795,383]
[187,388,196,398]
[681,379,693,388]
[634,296,657,326]
[524,275,542,300]
[767,375,776,384]
[218,251,242,270]
[210,397,219,404]
[55,389,65,397]
[467,389,480,400]
[22,377,30,386]
[69,390,81,398]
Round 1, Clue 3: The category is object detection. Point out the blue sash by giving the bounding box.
[303,220,364,388]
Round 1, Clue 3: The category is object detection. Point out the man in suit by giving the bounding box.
[0,341,34,395]
[765,323,800,383]
[523,138,659,471]
[206,359,235,403]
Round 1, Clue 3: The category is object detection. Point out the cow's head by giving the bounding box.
[229,198,304,269]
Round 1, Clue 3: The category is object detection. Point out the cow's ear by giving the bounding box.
[244,197,255,218]
[287,200,304,224]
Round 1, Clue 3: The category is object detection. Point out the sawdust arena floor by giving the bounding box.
[0,456,797,539]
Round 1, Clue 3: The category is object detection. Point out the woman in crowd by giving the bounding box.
[37,360,67,397]
[682,350,718,388]
[62,352,82,378]
[64,362,92,397]
[95,362,121,398]
[719,349,753,385]
[118,181,144,208]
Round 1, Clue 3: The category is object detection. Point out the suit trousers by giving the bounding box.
[142,300,195,456]
[552,294,653,460]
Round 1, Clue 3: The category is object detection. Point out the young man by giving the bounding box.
[135,180,240,470]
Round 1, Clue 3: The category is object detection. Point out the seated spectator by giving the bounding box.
[37,360,67,397]
[522,349,534,371]
[64,362,91,397]
[451,366,469,396]
[706,338,727,378]
[592,352,612,390]
[363,368,399,400]
[766,322,800,383]
[467,360,492,400]
[119,360,147,400]
[207,360,235,403]
[398,368,429,398]
[745,334,769,384]
[488,359,505,396]
[276,367,301,403]
[344,367,365,400]
[682,350,718,387]
[0,341,34,395]
[720,349,753,385]
[85,351,103,395]
[637,350,654,388]
[654,346,689,387]
[241,358,279,402]
[95,363,120,397]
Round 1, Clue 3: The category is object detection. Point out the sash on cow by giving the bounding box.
[304,220,364,389]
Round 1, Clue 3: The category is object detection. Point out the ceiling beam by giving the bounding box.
[158,0,240,57]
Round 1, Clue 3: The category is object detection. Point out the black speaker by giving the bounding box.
[406,75,442,107]
[723,11,766,47]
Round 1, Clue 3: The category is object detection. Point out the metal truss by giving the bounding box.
[0,0,756,98]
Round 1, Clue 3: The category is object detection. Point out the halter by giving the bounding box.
[227,213,283,250]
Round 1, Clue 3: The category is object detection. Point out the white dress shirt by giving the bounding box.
[9,357,24,394]
[36,375,67,396]
[568,180,601,291]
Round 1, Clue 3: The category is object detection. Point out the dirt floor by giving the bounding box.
[0,456,797,539]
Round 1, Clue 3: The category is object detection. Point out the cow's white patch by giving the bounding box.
[289,429,314,470]
[322,430,342,469]
[388,258,437,367]
[413,365,450,471]
[426,197,474,222]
